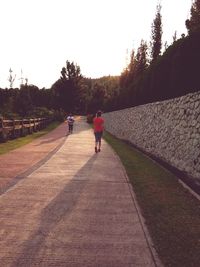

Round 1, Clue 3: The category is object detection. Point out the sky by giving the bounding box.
[0,0,192,89]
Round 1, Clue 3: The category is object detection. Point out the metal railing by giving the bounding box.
[0,117,51,142]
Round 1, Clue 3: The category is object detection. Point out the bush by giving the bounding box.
[53,110,66,122]
[86,114,94,124]
[32,107,54,118]
[0,111,20,120]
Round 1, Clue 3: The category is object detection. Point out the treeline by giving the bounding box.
[0,61,120,118]
[89,1,200,112]
[1,1,200,118]
[115,1,200,109]
[118,31,200,109]
[51,62,120,114]
[0,85,54,119]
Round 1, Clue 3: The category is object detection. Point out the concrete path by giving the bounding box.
[0,123,66,194]
[0,118,159,267]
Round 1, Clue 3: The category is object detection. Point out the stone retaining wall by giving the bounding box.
[103,91,200,181]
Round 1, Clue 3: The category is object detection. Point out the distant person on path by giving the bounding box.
[66,113,75,134]
[93,110,104,153]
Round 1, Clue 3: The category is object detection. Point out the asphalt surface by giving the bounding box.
[0,118,161,267]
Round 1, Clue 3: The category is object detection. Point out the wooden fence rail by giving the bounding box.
[0,117,51,142]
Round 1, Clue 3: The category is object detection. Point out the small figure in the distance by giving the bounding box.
[66,113,75,134]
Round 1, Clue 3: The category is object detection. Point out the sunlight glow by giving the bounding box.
[0,0,192,88]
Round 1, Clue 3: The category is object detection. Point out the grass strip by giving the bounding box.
[104,131,200,267]
[0,121,61,155]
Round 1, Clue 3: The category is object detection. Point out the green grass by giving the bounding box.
[0,121,61,155]
[104,131,200,267]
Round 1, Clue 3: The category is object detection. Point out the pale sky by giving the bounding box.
[0,0,192,89]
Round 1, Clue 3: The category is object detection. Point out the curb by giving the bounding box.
[110,147,164,267]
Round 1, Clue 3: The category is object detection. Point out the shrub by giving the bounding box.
[86,114,94,124]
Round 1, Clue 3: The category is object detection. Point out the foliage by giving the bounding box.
[119,40,149,108]
[86,114,94,124]
[144,32,200,102]
[15,84,34,116]
[87,76,120,113]
[1,0,200,117]
[8,68,16,88]
[53,109,66,122]
[150,4,163,63]
[32,107,54,118]
[51,60,84,113]
[0,85,57,119]
[115,0,200,109]
[186,0,200,35]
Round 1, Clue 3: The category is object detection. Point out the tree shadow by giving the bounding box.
[10,155,98,267]
[35,136,65,146]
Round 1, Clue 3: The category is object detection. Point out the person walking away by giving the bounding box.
[93,110,104,153]
[66,113,75,134]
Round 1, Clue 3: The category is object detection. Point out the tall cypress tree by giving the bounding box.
[135,40,148,77]
[150,4,163,63]
[119,49,135,89]
[186,0,200,34]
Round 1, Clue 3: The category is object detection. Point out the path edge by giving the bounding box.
[0,136,66,196]
[105,140,164,267]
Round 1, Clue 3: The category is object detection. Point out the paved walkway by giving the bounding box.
[0,118,160,267]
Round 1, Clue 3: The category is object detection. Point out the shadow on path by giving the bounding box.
[10,155,97,267]
[0,119,89,196]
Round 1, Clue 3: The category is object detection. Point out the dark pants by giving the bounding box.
[68,124,73,133]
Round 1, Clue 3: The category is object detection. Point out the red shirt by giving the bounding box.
[93,117,104,133]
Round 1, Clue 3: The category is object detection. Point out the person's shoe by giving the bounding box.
[95,147,98,153]
[98,148,101,152]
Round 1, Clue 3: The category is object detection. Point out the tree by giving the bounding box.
[15,85,33,116]
[52,60,84,113]
[8,68,16,88]
[186,0,200,34]
[134,40,149,77]
[119,49,136,90]
[150,4,163,62]
[164,41,168,51]
[172,31,177,42]
[87,82,105,113]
